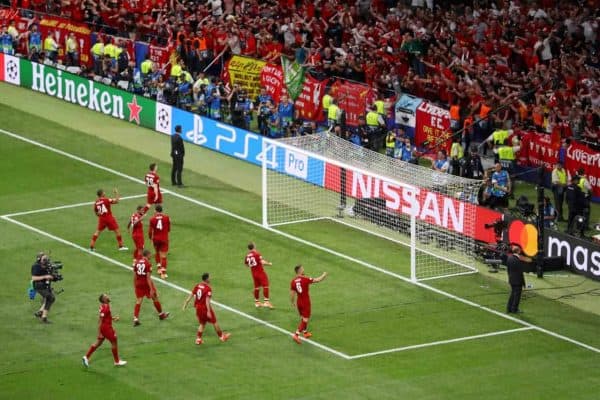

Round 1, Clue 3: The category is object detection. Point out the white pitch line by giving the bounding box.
[1,214,351,360]
[348,327,534,360]
[2,194,148,218]
[3,127,600,356]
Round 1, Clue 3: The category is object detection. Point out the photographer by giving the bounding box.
[31,254,56,324]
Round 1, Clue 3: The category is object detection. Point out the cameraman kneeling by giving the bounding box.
[31,254,55,324]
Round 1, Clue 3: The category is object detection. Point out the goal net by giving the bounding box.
[261,134,481,281]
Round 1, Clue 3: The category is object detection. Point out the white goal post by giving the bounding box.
[261,134,482,281]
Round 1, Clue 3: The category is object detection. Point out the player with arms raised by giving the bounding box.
[148,205,170,279]
[244,242,273,308]
[132,249,170,326]
[182,273,231,345]
[143,163,162,213]
[127,205,145,259]
[290,264,327,344]
[89,189,128,252]
[82,293,127,367]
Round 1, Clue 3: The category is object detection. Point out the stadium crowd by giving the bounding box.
[1,0,598,149]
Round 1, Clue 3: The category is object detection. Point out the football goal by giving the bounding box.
[261,134,482,281]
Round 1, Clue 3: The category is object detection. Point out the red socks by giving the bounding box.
[263,287,270,299]
[297,320,307,334]
[160,258,167,271]
[111,346,120,363]
[90,234,98,248]
[116,235,123,247]
[153,301,163,313]
[155,253,160,264]
[253,288,260,300]
[134,304,141,319]
[86,343,98,358]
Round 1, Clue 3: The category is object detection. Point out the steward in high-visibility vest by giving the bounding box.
[497,140,516,172]
[91,39,104,74]
[44,33,58,62]
[366,110,381,127]
[141,56,154,75]
[385,131,396,157]
[170,59,184,80]
[492,129,510,145]
[327,101,340,128]
[322,92,333,122]
[576,167,592,229]
[450,137,464,176]
[374,98,385,115]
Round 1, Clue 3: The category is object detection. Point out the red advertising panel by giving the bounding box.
[324,163,501,243]
[415,101,452,150]
[294,75,326,120]
[330,80,375,126]
[38,15,92,66]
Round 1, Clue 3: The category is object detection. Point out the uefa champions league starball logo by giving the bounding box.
[157,108,170,131]
[6,60,18,81]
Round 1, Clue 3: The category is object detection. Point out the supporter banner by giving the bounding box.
[544,230,600,281]
[565,141,600,198]
[0,7,19,22]
[281,56,304,101]
[395,94,423,128]
[330,80,375,127]
[519,131,559,170]
[9,58,155,127]
[260,62,284,102]
[294,75,326,121]
[226,55,266,100]
[415,101,452,150]
[149,44,171,71]
[38,15,92,66]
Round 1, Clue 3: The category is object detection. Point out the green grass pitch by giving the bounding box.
[1,82,600,399]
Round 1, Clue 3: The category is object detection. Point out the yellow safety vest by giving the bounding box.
[91,42,104,56]
[578,177,590,193]
[43,36,54,51]
[66,37,77,52]
[141,59,153,75]
[375,100,384,115]
[493,129,509,145]
[497,146,515,160]
[386,134,395,149]
[183,71,193,83]
[328,104,339,121]
[366,111,380,126]
[555,169,567,185]
[322,94,332,111]
[170,64,183,78]
[451,142,464,159]
[104,43,115,58]
[114,46,123,60]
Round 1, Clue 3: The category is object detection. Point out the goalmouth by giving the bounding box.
[261,134,482,282]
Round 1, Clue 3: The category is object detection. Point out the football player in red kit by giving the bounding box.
[182,273,231,345]
[127,205,145,259]
[82,293,127,367]
[244,242,273,308]
[290,264,327,344]
[143,163,162,214]
[89,189,128,252]
[132,249,170,326]
[148,205,171,279]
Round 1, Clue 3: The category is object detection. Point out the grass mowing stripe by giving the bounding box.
[1,214,352,359]
[2,127,600,356]
[348,327,535,359]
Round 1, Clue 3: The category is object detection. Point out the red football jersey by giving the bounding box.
[94,197,114,217]
[245,250,265,275]
[129,212,144,236]
[192,283,212,309]
[149,213,170,241]
[99,303,113,327]
[145,171,161,196]
[290,276,314,304]
[133,257,152,285]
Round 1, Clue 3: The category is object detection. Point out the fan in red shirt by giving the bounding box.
[132,249,169,326]
[182,273,231,345]
[148,205,170,279]
[289,264,327,345]
[127,205,145,259]
[244,242,273,309]
[89,188,128,252]
[82,293,127,368]
[143,163,162,213]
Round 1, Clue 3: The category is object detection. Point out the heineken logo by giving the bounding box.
[30,63,128,120]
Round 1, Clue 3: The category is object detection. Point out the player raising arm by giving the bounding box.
[82,293,127,368]
[244,242,273,308]
[132,249,169,326]
[143,163,162,213]
[127,205,145,259]
[89,188,128,252]
[182,273,231,345]
[290,265,327,344]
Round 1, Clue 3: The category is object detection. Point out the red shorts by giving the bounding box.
[97,215,118,231]
[153,239,169,253]
[196,307,217,325]
[297,302,311,319]
[147,191,163,204]
[99,326,117,342]
[135,283,152,299]
[132,235,144,250]
[252,271,269,288]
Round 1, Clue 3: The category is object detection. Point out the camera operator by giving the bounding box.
[31,254,56,323]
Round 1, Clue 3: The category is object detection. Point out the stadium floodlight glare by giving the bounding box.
[261,134,481,281]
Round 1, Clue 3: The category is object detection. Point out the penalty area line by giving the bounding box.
[2,128,600,356]
[348,327,534,360]
[0,215,351,360]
